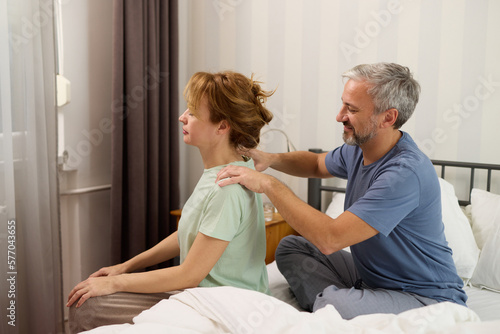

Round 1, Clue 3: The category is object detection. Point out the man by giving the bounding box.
[215,63,466,319]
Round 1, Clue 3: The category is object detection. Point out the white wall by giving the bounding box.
[58,0,113,309]
[179,0,500,203]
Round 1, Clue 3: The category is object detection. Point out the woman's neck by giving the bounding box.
[199,145,243,169]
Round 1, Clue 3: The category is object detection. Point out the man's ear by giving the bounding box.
[381,108,398,128]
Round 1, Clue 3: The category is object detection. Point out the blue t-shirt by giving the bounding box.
[324,131,467,306]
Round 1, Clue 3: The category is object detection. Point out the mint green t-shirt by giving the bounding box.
[177,158,269,294]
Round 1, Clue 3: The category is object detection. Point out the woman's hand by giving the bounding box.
[66,263,126,308]
[66,275,120,308]
[89,263,127,278]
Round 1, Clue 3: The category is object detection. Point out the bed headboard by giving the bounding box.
[307,148,500,210]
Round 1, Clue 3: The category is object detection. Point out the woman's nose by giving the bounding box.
[179,109,188,123]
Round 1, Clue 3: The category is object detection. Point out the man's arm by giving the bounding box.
[215,167,378,254]
[247,149,332,178]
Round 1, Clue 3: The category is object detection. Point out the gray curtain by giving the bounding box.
[111,0,180,266]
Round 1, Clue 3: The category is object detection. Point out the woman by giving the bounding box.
[68,71,274,331]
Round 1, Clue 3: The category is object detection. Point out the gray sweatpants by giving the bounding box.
[275,235,438,319]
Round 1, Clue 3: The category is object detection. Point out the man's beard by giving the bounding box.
[342,118,378,146]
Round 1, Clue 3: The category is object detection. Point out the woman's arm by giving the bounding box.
[116,232,229,293]
[120,231,181,273]
[67,232,229,307]
[89,231,181,278]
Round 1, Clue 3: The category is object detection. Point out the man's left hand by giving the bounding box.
[216,165,270,193]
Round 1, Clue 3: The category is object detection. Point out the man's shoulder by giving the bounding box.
[387,132,431,171]
[325,143,362,164]
[375,137,436,189]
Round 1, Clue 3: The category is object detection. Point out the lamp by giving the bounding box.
[261,128,297,152]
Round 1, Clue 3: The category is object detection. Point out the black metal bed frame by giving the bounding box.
[307,148,500,210]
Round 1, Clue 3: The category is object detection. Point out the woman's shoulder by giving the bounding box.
[231,157,255,169]
[202,158,256,197]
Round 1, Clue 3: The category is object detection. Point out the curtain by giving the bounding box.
[0,0,63,333]
[111,0,180,266]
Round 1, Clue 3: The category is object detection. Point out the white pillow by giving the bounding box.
[469,189,500,292]
[469,188,500,249]
[325,192,346,219]
[325,192,351,253]
[438,178,480,280]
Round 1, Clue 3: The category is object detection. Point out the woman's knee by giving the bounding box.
[69,295,106,333]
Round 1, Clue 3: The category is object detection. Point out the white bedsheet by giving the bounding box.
[82,285,493,334]
[464,285,500,322]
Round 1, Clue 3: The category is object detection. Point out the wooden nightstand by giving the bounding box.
[170,209,182,226]
[169,210,298,265]
[264,212,298,264]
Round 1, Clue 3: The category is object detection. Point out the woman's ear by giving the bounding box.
[217,120,230,134]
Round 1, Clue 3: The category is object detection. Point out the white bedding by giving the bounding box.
[84,285,486,334]
[81,262,500,334]
[464,286,500,322]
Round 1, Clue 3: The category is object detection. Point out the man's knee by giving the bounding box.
[276,235,319,261]
[276,235,303,256]
[275,238,321,288]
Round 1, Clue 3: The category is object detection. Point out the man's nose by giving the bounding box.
[336,108,348,123]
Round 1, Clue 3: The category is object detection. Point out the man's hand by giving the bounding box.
[241,148,273,172]
[216,165,272,193]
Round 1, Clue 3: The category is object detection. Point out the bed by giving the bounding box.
[79,154,500,333]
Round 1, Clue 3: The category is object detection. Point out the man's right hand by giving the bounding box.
[243,148,273,172]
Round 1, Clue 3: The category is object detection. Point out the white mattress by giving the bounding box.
[267,261,500,322]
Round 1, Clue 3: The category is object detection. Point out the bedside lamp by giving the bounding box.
[261,128,297,152]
